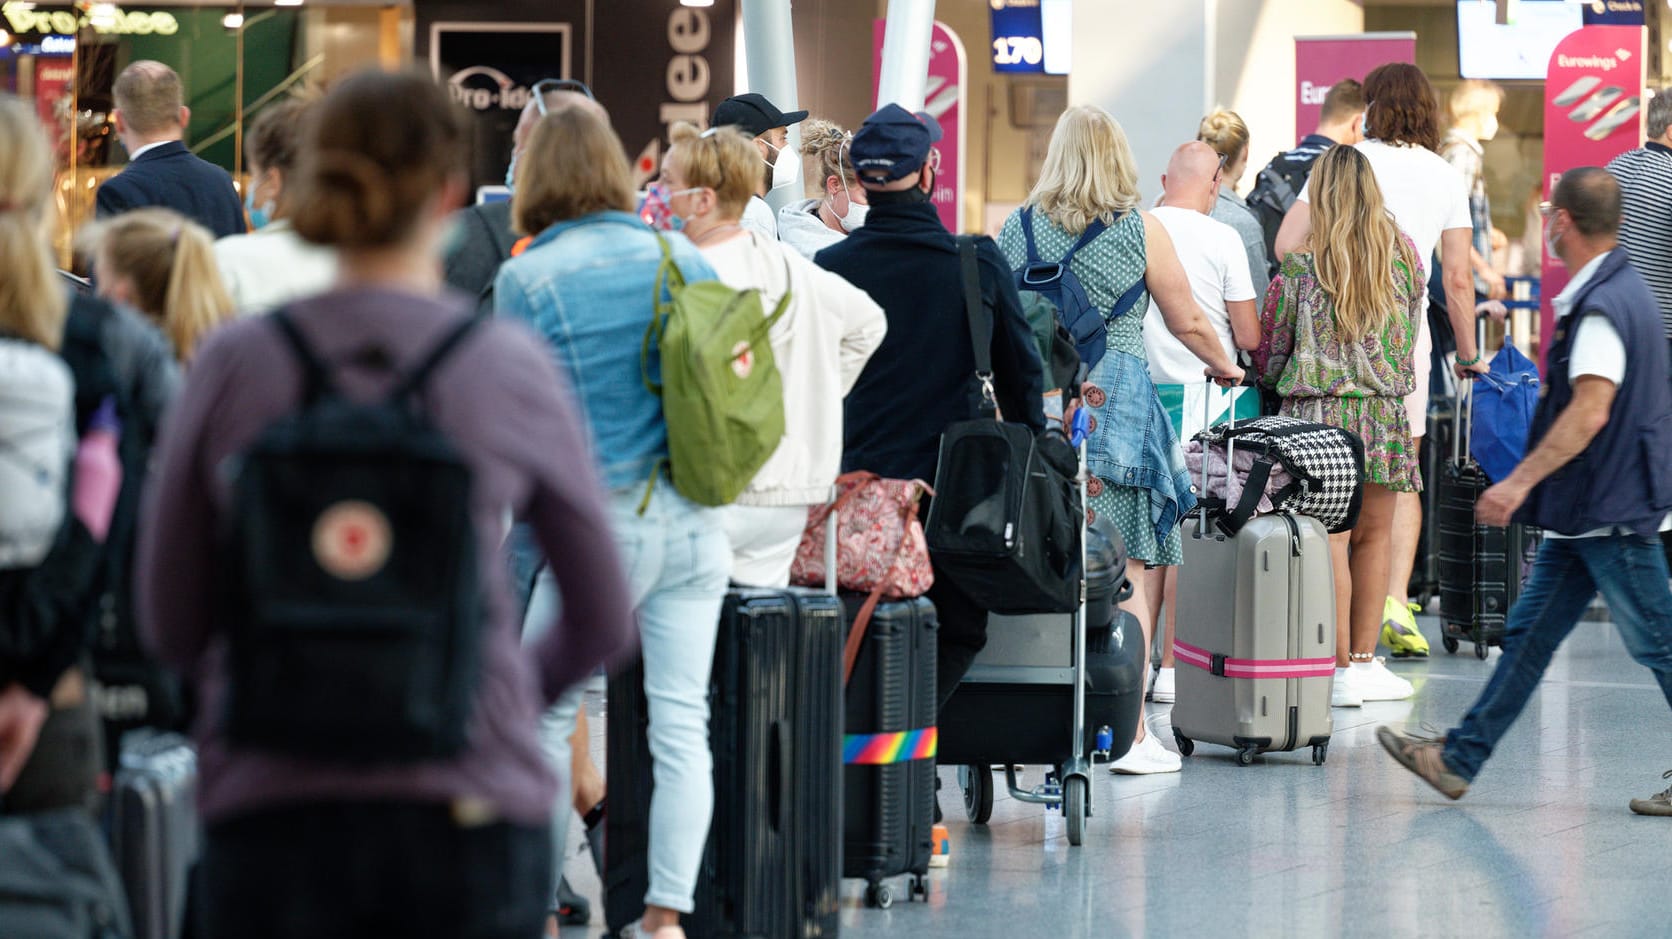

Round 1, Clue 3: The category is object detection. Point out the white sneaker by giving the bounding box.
[1151,667,1175,704]
[1357,658,1415,701]
[1109,730,1182,775]
[1331,667,1364,708]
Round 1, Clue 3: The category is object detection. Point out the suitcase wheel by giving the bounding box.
[1474,641,1489,661]
[960,764,994,824]
[865,882,893,909]
[1235,747,1258,767]
[1173,729,1194,757]
[912,875,929,902]
[1442,635,1460,654]
[1312,742,1328,766]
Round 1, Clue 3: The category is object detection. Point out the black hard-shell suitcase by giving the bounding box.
[107,730,198,939]
[1437,380,1541,659]
[841,594,937,909]
[604,588,843,938]
[1408,395,1454,609]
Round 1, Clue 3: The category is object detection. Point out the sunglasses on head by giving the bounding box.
[530,79,595,116]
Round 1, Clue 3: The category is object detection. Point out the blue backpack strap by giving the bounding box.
[1019,206,1042,263]
[1109,274,1148,320]
[1061,217,1109,263]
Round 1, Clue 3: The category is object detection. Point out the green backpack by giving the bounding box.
[642,233,790,508]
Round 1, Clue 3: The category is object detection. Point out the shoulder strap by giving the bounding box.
[1019,207,1042,263]
[1062,217,1110,264]
[957,235,996,416]
[1109,273,1148,320]
[271,308,335,405]
[391,317,481,402]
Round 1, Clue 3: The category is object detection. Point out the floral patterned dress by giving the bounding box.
[1255,240,1424,492]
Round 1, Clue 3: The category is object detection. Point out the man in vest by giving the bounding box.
[1378,168,1672,817]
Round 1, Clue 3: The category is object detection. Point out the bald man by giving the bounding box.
[97,60,245,237]
[1135,140,1263,707]
[443,86,609,316]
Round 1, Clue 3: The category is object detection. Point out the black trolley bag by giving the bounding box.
[840,592,938,909]
[604,586,845,938]
[1437,373,1541,659]
[924,236,1081,616]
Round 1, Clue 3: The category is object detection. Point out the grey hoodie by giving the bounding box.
[776,198,846,260]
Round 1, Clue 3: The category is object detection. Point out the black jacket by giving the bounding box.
[443,201,520,318]
[816,202,1045,482]
[96,141,246,239]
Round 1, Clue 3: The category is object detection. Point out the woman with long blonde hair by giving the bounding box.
[1256,144,1423,706]
[998,104,1244,775]
[91,207,234,363]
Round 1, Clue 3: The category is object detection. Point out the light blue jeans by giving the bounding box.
[523,484,728,914]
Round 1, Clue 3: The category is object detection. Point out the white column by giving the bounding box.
[876,0,937,111]
[742,0,803,211]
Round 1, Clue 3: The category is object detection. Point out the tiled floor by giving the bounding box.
[561,614,1671,938]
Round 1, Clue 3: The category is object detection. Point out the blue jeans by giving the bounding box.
[1444,533,1672,780]
[524,485,728,914]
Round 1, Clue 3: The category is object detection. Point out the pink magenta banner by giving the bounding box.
[872,20,967,233]
[1293,33,1415,145]
[1540,25,1646,366]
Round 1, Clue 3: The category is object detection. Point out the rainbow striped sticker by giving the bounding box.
[843,728,938,765]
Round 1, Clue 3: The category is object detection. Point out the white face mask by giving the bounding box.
[828,156,867,231]
[765,139,800,193]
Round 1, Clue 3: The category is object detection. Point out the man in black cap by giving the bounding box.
[711,92,808,239]
[815,103,1045,727]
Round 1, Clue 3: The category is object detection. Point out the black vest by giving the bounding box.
[1518,249,1672,536]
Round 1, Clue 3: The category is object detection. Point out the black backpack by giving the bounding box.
[1246,151,1319,277]
[223,311,484,764]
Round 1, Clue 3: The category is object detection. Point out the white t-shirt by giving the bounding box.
[1298,139,1472,273]
[1142,205,1257,384]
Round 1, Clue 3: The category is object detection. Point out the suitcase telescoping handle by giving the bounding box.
[1196,380,1243,538]
[1451,312,1487,469]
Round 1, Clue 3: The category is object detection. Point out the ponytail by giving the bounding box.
[92,208,232,363]
[0,96,67,350]
[162,222,233,362]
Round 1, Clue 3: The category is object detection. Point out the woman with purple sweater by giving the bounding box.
[134,70,637,939]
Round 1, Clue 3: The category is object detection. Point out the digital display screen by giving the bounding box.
[1456,0,1584,80]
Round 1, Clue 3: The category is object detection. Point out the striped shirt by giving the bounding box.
[1606,143,1672,337]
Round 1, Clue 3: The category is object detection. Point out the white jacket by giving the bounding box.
[777,199,846,260]
[214,220,338,316]
[700,231,887,506]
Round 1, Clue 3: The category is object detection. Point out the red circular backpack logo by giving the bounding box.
[731,341,754,380]
[311,500,392,582]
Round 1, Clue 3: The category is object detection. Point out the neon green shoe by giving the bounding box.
[1381,597,1430,658]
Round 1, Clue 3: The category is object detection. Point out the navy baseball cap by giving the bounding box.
[850,103,944,183]
[711,93,807,138]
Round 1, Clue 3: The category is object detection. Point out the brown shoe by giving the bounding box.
[1629,771,1672,817]
[1376,726,1469,800]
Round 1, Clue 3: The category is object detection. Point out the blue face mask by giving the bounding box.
[505,149,520,192]
[244,183,274,231]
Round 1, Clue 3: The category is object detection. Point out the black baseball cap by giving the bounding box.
[711,93,807,138]
[849,103,944,184]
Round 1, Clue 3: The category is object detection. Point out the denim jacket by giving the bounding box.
[494,211,718,494]
[1082,348,1197,546]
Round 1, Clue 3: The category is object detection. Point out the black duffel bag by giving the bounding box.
[925,237,1082,615]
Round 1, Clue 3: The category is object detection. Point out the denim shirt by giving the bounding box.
[495,211,718,493]
[1082,348,1197,546]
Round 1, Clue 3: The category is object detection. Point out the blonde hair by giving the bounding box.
[1450,79,1504,123]
[1026,105,1142,235]
[512,106,635,237]
[1196,108,1250,165]
[665,122,759,219]
[93,209,233,362]
[799,118,854,199]
[1305,146,1419,342]
[0,95,66,350]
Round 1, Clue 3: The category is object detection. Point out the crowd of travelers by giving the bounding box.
[2,51,1670,939]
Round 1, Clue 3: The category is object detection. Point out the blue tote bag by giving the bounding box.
[1470,341,1541,483]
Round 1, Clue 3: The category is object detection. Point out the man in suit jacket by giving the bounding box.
[96,60,245,238]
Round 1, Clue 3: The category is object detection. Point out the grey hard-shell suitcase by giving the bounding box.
[108,730,199,939]
[1170,389,1336,765]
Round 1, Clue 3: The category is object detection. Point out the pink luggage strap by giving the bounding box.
[1173,640,1335,680]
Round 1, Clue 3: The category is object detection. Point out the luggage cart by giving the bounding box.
[940,407,1140,846]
